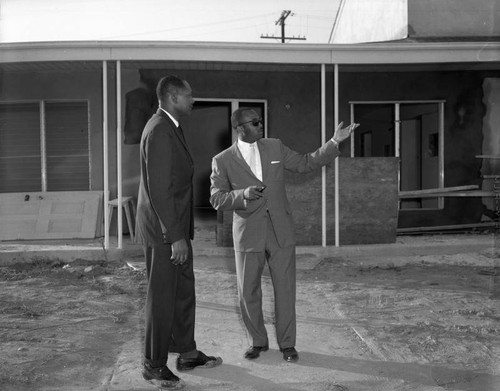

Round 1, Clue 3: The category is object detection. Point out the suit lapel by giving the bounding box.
[230,142,255,177]
[157,109,193,164]
[256,139,270,182]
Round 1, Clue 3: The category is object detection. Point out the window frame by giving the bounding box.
[0,99,91,193]
[349,100,445,210]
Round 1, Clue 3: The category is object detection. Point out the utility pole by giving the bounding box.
[261,10,306,43]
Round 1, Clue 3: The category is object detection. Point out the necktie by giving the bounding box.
[248,144,257,177]
[177,125,187,143]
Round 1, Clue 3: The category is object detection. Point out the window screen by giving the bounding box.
[45,101,90,191]
[0,103,42,193]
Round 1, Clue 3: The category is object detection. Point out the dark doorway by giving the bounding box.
[182,101,232,209]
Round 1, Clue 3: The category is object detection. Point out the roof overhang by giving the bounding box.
[1,40,500,66]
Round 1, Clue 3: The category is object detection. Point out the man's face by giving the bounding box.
[238,110,263,143]
[174,81,194,117]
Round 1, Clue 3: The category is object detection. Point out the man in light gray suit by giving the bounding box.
[210,108,358,362]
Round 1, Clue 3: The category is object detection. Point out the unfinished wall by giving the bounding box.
[481,78,500,214]
[218,157,399,246]
[339,69,500,228]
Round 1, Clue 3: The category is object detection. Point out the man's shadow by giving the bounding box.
[181,350,500,391]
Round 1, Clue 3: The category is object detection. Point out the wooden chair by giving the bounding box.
[107,196,136,240]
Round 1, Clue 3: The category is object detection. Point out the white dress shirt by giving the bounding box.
[237,139,263,181]
[160,107,179,127]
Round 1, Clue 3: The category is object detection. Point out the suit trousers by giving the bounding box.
[235,213,296,349]
[143,242,197,367]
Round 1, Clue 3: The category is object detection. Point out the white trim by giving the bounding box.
[350,104,355,157]
[1,41,499,65]
[395,103,401,158]
[438,102,445,209]
[40,101,47,192]
[349,100,446,104]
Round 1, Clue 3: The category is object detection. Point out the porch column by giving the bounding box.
[321,64,327,247]
[116,61,123,249]
[103,61,110,249]
[334,64,340,247]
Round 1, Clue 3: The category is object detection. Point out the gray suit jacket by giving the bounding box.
[135,109,194,246]
[210,138,340,252]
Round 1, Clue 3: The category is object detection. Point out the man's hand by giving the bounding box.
[171,238,189,265]
[332,122,360,144]
[243,185,266,201]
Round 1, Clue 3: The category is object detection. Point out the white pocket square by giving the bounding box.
[271,160,281,164]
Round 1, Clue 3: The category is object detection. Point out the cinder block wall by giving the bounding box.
[218,157,399,246]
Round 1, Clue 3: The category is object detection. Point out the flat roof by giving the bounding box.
[1,40,500,66]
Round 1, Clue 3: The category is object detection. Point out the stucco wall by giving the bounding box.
[2,65,499,230]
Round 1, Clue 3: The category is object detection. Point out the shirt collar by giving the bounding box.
[159,107,179,127]
[237,138,257,151]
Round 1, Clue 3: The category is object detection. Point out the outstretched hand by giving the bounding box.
[332,122,360,144]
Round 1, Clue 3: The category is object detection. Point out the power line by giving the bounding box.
[261,10,306,43]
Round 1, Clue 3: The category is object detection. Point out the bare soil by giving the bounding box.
[0,249,499,391]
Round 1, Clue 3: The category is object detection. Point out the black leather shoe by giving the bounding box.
[176,350,222,371]
[244,345,269,360]
[142,363,185,389]
[281,347,299,362]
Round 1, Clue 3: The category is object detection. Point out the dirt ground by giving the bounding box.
[0,235,499,391]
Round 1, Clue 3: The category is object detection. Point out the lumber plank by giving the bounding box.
[399,185,478,197]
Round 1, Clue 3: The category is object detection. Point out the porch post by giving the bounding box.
[321,64,327,247]
[116,61,123,249]
[334,64,340,247]
[103,61,110,249]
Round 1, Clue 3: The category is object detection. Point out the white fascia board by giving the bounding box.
[1,40,500,65]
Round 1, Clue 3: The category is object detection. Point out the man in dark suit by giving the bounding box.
[135,75,222,390]
[210,108,358,363]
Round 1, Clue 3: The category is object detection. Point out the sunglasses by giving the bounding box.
[238,118,263,127]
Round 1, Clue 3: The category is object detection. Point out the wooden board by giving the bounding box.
[0,191,103,240]
[400,190,496,198]
[399,185,479,197]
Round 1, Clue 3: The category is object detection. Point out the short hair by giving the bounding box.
[156,75,186,101]
[231,107,256,129]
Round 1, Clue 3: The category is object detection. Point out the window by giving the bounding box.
[350,101,444,210]
[0,101,90,193]
[0,103,41,192]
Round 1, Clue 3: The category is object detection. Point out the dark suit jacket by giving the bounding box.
[135,109,194,246]
[210,138,340,252]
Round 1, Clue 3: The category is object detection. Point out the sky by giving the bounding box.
[0,0,343,44]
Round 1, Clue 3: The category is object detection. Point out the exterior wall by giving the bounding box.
[0,66,111,192]
[119,67,337,198]
[409,0,500,37]
[2,63,499,233]
[339,69,500,227]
